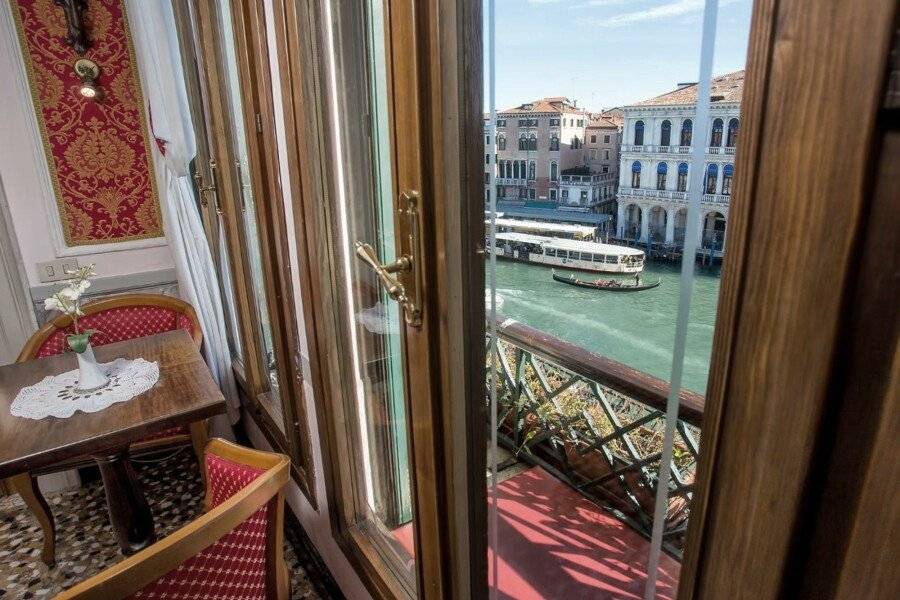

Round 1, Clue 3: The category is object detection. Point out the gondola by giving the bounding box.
[551,270,661,292]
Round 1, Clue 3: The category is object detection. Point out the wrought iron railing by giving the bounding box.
[487,317,703,557]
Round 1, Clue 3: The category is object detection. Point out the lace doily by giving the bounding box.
[11,358,160,420]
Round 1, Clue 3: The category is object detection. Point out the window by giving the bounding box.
[496,118,507,127]
[604,134,610,143]
[677,162,689,191]
[485,153,489,164]
[497,135,506,150]
[520,160,526,178]
[571,136,581,149]
[550,135,559,151]
[710,118,724,147]
[726,118,740,147]
[518,134,527,151]
[549,118,560,126]
[657,162,668,190]
[484,172,490,184]
[580,190,588,201]
[518,118,538,127]
[485,134,490,146]
[634,120,645,145]
[604,150,610,160]
[546,248,556,257]
[680,118,693,146]
[550,161,558,181]
[590,149,597,159]
[660,120,672,147]
[631,160,641,188]
[549,189,557,200]
[528,161,536,180]
[513,161,520,179]
[706,163,719,193]
[561,189,569,200]
[528,133,537,151]
[722,163,734,194]
[528,188,536,199]
[590,134,597,143]
[602,165,609,174]
[577,119,584,127]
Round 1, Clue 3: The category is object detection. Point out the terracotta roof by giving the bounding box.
[499,97,584,115]
[633,70,744,106]
[587,116,619,129]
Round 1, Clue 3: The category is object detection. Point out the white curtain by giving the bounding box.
[126,0,239,424]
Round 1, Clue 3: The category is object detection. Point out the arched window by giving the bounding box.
[504,160,511,179]
[726,118,739,147]
[722,163,734,195]
[528,133,537,151]
[528,161,536,180]
[660,120,672,147]
[710,118,724,147]
[631,161,641,188]
[513,161,520,180]
[705,163,718,194]
[497,135,506,151]
[680,119,693,146]
[634,120,645,146]
[677,162,689,192]
[549,134,559,151]
[550,161,558,182]
[656,162,668,190]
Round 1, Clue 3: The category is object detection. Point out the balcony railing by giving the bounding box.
[617,188,730,205]
[487,317,703,557]
[621,144,736,156]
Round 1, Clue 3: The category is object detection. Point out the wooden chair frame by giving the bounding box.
[56,439,291,600]
[7,293,210,565]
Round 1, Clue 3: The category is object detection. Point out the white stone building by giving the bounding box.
[616,71,743,254]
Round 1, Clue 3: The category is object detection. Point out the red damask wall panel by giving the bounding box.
[10,0,163,246]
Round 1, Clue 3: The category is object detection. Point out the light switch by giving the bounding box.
[36,258,80,283]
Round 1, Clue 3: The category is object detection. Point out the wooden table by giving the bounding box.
[0,330,226,555]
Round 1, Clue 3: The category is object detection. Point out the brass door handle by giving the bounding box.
[193,159,222,215]
[354,242,411,303]
[354,191,424,327]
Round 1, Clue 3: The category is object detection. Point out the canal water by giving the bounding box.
[491,260,722,394]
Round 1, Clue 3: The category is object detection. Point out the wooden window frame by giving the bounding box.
[175,0,316,504]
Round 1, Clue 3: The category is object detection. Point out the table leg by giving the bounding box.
[94,451,156,554]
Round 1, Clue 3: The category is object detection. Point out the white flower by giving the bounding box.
[58,287,81,301]
[75,279,91,293]
[44,296,62,312]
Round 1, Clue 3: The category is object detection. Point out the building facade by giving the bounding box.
[615,71,743,254]
[484,99,622,212]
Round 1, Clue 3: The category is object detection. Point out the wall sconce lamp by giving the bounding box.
[74,58,102,100]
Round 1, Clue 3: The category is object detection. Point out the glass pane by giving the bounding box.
[484,0,752,597]
[324,0,415,580]
[217,1,281,411]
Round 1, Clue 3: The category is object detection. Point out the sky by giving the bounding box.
[487,0,753,112]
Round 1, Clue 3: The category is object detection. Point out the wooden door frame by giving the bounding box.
[272,0,486,597]
[679,1,898,598]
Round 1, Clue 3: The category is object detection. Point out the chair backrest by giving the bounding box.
[56,439,290,600]
[19,293,202,361]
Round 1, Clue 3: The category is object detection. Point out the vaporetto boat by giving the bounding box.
[487,232,645,274]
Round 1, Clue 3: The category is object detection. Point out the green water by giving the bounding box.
[490,260,722,394]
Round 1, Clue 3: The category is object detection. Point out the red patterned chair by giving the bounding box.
[57,439,290,600]
[7,293,210,565]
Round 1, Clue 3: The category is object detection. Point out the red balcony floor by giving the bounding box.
[393,466,680,599]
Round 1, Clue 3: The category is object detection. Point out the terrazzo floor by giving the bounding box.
[0,450,336,599]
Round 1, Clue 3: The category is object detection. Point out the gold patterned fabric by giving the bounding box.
[10,0,163,245]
